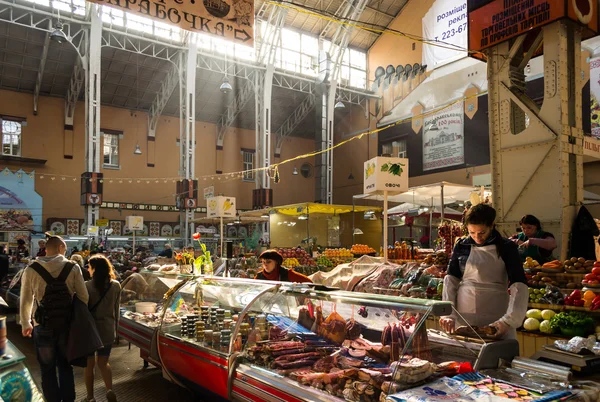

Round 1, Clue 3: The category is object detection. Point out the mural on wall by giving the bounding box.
[591,56,600,138]
[423,102,465,171]
[0,168,42,231]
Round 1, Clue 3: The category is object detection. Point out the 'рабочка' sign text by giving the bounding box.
[89,0,254,46]
[469,0,563,51]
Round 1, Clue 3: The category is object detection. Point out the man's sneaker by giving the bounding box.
[106,390,117,402]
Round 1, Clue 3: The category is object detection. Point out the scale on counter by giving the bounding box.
[532,345,600,375]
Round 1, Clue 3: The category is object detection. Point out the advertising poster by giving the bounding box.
[422,0,468,68]
[423,102,465,171]
[591,57,600,138]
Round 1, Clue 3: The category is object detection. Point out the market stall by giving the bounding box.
[240,203,383,251]
[118,271,600,401]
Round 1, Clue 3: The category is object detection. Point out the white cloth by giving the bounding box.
[20,254,89,331]
[443,244,527,339]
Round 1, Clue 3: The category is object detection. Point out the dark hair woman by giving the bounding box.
[439,203,528,340]
[254,249,312,283]
[82,255,121,402]
[509,214,557,263]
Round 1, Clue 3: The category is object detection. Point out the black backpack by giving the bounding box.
[29,261,74,330]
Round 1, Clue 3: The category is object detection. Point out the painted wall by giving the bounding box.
[368,0,436,84]
[0,90,317,229]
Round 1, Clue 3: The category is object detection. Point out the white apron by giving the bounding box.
[455,244,515,339]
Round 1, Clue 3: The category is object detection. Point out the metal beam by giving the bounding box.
[33,33,50,115]
[365,5,396,19]
[275,94,315,155]
[148,59,180,137]
[65,57,84,125]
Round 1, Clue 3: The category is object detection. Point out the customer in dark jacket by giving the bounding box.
[571,205,599,261]
[83,255,121,402]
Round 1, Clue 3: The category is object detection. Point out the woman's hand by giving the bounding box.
[520,240,530,248]
[490,320,509,338]
[439,317,456,334]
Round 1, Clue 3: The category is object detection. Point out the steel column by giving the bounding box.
[255,6,287,190]
[84,4,102,227]
[179,39,197,245]
[487,21,583,259]
[318,0,369,204]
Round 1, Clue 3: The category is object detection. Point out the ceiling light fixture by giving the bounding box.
[133,144,142,155]
[348,170,355,180]
[220,76,232,94]
[353,228,364,235]
[334,99,345,109]
[292,166,299,175]
[50,21,67,44]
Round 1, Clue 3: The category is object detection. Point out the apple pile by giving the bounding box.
[277,247,316,266]
[582,263,600,287]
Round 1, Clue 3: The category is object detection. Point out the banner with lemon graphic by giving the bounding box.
[363,157,409,195]
[207,196,237,218]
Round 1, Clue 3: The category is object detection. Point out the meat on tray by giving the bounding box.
[454,325,498,338]
[273,351,324,362]
[272,358,321,369]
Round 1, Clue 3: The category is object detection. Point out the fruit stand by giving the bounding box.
[519,257,600,357]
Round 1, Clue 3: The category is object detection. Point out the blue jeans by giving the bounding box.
[33,326,75,402]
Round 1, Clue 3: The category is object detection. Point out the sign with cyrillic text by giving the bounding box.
[423,0,468,68]
[89,0,254,46]
[468,0,597,52]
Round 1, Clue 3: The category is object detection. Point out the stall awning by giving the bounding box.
[387,203,463,216]
[239,203,382,217]
[355,182,477,207]
[191,216,268,224]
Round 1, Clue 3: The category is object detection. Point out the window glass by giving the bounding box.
[2,120,22,157]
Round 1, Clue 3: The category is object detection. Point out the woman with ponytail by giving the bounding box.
[82,255,121,402]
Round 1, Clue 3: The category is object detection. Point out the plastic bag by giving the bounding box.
[386,377,506,402]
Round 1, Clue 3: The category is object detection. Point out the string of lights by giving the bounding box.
[1,89,487,185]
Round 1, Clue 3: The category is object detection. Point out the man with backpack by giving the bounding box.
[20,234,89,402]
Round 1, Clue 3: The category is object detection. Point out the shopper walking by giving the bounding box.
[83,255,121,402]
[20,234,89,402]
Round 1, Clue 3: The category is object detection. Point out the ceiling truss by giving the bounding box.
[0,0,379,140]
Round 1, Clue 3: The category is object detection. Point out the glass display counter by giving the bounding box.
[141,274,520,402]
[0,340,44,401]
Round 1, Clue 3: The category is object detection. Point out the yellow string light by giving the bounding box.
[0,91,485,184]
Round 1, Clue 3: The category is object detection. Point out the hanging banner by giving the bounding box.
[423,102,465,171]
[591,57,600,138]
[422,0,468,69]
[468,0,597,53]
[87,0,254,46]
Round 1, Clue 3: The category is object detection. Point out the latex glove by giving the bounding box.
[489,320,509,338]
[439,317,456,334]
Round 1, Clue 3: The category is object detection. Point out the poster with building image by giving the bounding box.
[590,57,600,138]
[423,102,465,171]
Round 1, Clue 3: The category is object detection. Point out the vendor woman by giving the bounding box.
[510,215,557,263]
[440,204,529,340]
[255,249,312,283]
